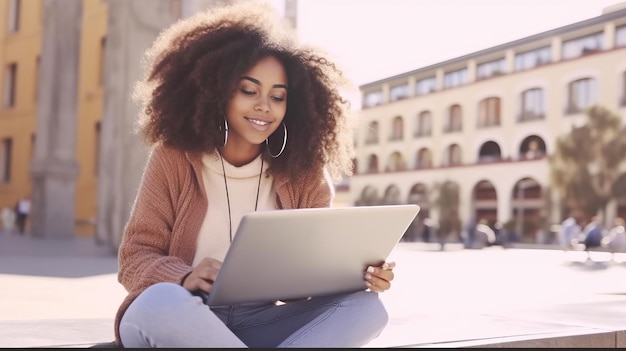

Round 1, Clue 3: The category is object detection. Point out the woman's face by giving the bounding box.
[225,55,288,152]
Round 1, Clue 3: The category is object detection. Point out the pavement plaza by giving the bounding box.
[0,233,625,347]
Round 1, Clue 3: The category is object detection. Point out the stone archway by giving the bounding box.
[406,183,429,242]
[478,141,502,163]
[356,185,380,206]
[512,177,543,243]
[472,180,498,226]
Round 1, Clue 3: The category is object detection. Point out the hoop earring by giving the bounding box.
[221,119,229,147]
[266,122,287,158]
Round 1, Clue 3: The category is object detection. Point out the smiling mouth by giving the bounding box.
[246,118,269,126]
[246,117,272,132]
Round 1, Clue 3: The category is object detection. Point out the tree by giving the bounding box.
[432,180,461,248]
[549,105,626,221]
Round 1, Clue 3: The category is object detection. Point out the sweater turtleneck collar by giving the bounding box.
[202,150,266,179]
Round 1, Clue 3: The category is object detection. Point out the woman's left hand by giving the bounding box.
[364,261,396,292]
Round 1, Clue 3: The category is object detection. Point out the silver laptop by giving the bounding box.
[205,204,420,306]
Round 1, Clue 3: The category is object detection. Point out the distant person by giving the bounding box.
[602,217,625,253]
[422,217,433,243]
[492,221,503,245]
[472,219,496,249]
[582,216,603,250]
[15,196,31,235]
[557,216,580,250]
[462,218,477,248]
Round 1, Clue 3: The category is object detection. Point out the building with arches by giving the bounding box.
[351,3,626,244]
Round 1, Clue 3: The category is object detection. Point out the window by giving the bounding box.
[519,88,545,121]
[31,133,35,160]
[4,63,17,108]
[99,37,107,86]
[617,25,626,48]
[415,77,436,96]
[447,144,462,166]
[0,138,12,183]
[7,0,20,33]
[389,83,409,102]
[562,32,603,60]
[34,56,40,101]
[363,91,383,108]
[445,104,462,132]
[478,97,501,127]
[365,121,379,144]
[567,78,597,114]
[416,148,432,168]
[390,116,403,141]
[622,71,626,106]
[444,68,467,89]
[478,141,502,162]
[367,154,379,173]
[415,111,432,137]
[95,122,101,175]
[387,152,406,172]
[522,137,545,159]
[477,58,506,80]
[514,47,551,71]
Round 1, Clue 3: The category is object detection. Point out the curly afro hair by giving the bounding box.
[133,0,356,182]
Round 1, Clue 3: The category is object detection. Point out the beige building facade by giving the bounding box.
[351,3,626,243]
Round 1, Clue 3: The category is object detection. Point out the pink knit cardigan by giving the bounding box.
[113,145,334,344]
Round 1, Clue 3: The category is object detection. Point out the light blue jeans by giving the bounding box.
[119,282,388,348]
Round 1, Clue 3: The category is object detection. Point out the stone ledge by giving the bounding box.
[0,319,114,348]
[617,330,626,347]
[411,328,621,348]
[4,320,626,348]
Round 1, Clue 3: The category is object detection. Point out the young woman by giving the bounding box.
[114,1,396,347]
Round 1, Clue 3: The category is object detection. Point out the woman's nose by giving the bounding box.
[255,97,270,112]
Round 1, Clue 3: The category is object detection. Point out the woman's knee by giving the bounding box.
[339,290,389,343]
[345,290,389,326]
[364,291,389,325]
[128,282,191,315]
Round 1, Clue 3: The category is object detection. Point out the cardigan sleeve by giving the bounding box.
[279,165,334,209]
[117,146,193,293]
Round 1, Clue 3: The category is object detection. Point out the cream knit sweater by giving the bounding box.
[113,145,334,344]
[195,151,276,264]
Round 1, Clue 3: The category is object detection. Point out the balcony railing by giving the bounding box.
[518,111,545,122]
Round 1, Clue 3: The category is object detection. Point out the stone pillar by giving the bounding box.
[550,188,562,224]
[498,186,513,226]
[96,0,180,252]
[182,0,235,17]
[284,0,297,29]
[29,0,82,239]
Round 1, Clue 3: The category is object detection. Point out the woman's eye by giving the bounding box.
[271,96,285,102]
[241,89,255,95]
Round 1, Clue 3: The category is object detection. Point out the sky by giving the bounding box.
[264,0,624,98]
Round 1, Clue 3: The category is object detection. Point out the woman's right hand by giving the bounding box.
[182,257,222,293]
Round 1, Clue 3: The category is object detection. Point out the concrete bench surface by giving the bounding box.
[1,233,625,348]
